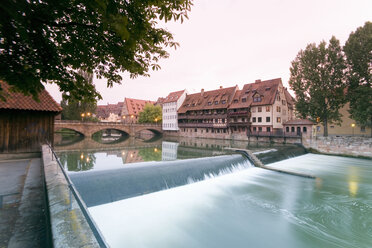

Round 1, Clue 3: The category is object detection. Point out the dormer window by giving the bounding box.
[265,87,270,91]
[245,90,250,94]
[253,95,262,102]
[221,100,226,104]
[208,102,212,106]
[242,98,247,102]
[233,99,238,103]
[215,101,218,105]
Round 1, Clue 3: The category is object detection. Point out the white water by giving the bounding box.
[88,154,372,248]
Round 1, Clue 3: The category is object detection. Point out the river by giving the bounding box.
[55,134,372,248]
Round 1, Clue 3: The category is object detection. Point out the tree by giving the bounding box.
[344,22,372,136]
[60,71,97,120]
[138,104,162,124]
[289,36,347,136]
[0,0,193,101]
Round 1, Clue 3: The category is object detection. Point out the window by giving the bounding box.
[286,127,289,132]
[361,126,366,132]
[316,126,321,132]
[233,99,238,103]
[242,98,247,102]
[266,127,271,132]
[266,117,270,122]
[282,100,286,105]
[276,95,281,101]
[258,117,262,123]
[277,117,281,123]
[252,117,256,122]
[206,128,209,133]
[258,127,262,131]
[253,96,262,102]
[208,102,212,106]
[291,127,295,132]
[194,128,197,132]
[330,126,335,129]
[252,107,256,113]
[258,107,262,112]
[215,101,219,105]
[303,127,307,132]
[253,127,257,131]
[276,106,281,112]
[266,106,270,112]
[221,100,226,104]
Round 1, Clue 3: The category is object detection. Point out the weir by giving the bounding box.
[70,154,252,207]
[225,147,316,179]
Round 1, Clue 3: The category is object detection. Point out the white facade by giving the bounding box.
[162,90,187,131]
[250,82,294,132]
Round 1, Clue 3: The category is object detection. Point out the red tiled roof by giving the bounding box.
[0,81,62,112]
[96,102,124,118]
[283,119,314,125]
[124,98,155,115]
[178,86,238,114]
[155,97,165,106]
[163,90,185,103]
[229,78,281,109]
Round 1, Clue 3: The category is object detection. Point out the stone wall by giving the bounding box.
[303,136,372,158]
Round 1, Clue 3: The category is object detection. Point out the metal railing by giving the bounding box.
[46,143,109,248]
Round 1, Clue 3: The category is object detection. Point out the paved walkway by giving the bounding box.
[0,158,49,248]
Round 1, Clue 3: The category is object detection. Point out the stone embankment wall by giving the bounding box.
[303,136,372,158]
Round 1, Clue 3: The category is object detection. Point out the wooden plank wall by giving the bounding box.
[0,110,56,153]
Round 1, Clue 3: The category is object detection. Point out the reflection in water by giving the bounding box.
[92,129,130,144]
[348,166,360,197]
[58,152,96,171]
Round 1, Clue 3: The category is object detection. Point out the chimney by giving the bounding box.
[255,79,261,83]
[220,86,223,89]
[201,88,204,96]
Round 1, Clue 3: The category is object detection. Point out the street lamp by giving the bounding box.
[131,115,134,124]
[155,118,158,124]
[351,123,355,136]
[81,113,85,121]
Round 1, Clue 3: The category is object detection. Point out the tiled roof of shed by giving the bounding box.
[0,81,62,112]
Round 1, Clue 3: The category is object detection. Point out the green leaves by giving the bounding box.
[344,22,372,131]
[138,103,162,124]
[0,0,193,100]
[289,37,347,136]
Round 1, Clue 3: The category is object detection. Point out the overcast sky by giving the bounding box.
[45,0,372,105]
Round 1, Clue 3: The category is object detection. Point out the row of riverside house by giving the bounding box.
[162,78,297,139]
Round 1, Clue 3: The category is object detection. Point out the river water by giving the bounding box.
[55,135,372,248]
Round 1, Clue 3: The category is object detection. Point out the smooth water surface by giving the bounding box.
[88,153,372,248]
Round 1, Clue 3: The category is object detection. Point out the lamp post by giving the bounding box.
[81,113,85,121]
[155,118,158,124]
[131,115,134,124]
[351,123,355,136]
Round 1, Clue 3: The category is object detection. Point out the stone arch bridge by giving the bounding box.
[55,120,162,137]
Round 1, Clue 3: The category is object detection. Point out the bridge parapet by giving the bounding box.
[55,121,162,137]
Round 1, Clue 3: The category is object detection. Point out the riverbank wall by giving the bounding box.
[303,136,372,159]
[164,131,372,159]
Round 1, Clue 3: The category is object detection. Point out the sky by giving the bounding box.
[45,0,372,105]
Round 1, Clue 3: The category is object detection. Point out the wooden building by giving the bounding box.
[0,81,62,153]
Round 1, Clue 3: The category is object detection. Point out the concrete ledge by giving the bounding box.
[41,145,100,248]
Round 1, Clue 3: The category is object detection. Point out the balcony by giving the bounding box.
[178,123,227,128]
[229,121,250,126]
[228,111,249,116]
[178,114,227,120]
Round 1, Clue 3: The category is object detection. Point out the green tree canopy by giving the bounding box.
[0,0,192,101]
[138,103,162,124]
[289,36,347,136]
[344,22,372,135]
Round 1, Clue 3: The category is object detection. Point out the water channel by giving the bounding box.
[55,133,372,248]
